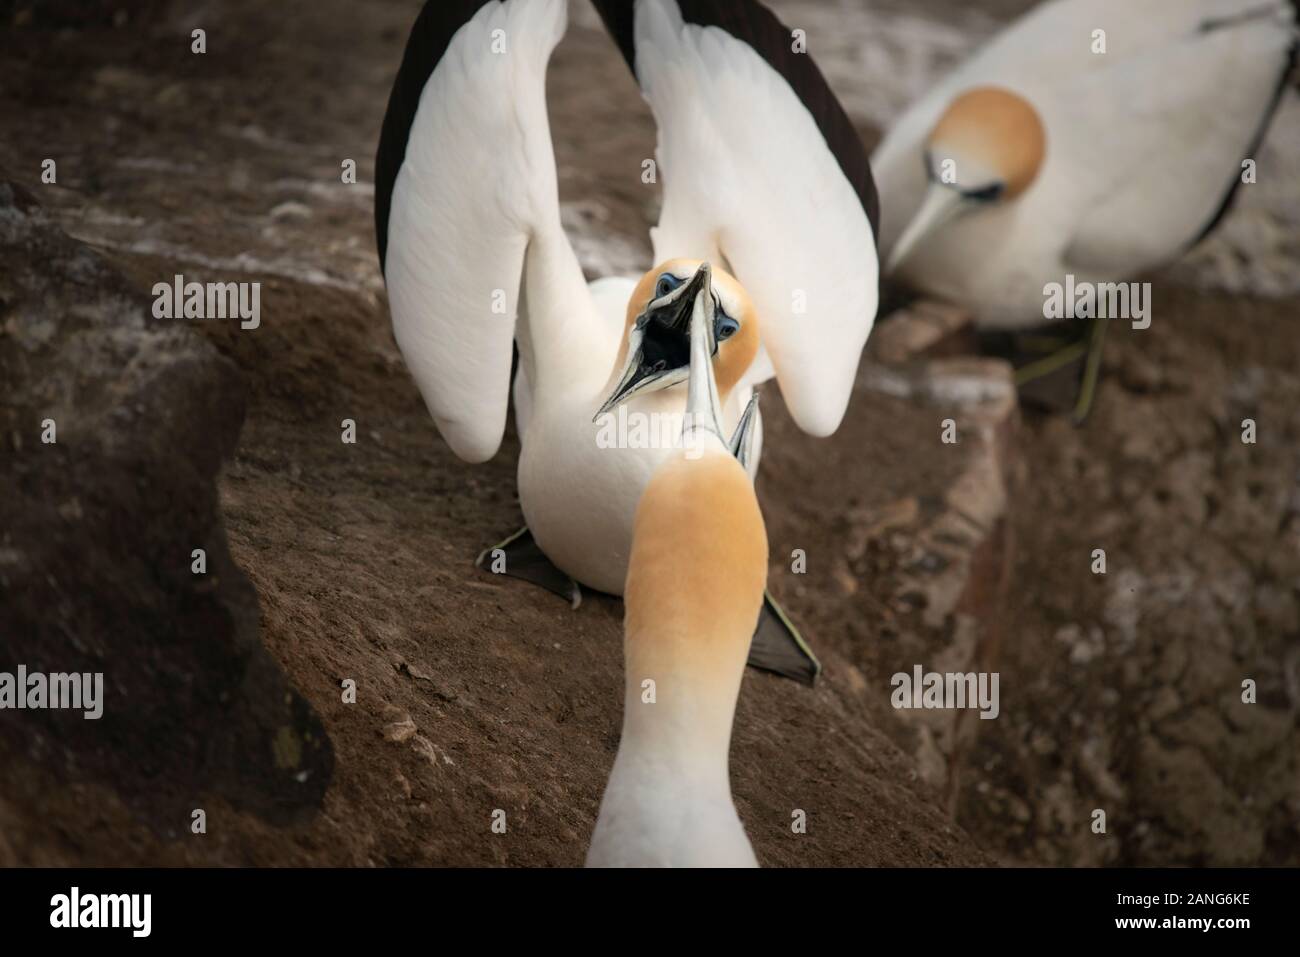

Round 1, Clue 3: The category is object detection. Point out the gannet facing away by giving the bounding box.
[873,0,1299,416]
[586,264,765,868]
[374,0,878,681]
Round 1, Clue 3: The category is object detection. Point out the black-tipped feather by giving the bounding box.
[1189,2,1299,247]
[591,0,880,242]
[374,0,500,272]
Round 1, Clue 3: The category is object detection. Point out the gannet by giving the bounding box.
[873,0,1299,416]
[374,0,878,681]
[586,263,764,868]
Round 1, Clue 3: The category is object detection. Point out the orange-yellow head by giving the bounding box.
[887,86,1046,272]
[595,259,760,418]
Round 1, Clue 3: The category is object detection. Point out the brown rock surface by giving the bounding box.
[1,0,1295,868]
[0,0,992,867]
[0,181,333,860]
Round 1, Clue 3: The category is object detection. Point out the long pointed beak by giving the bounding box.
[728,391,760,469]
[593,262,714,420]
[884,184,965,274]
[683,277,722,443]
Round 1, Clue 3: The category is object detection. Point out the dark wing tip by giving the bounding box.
[591,0,880,244]
[591,0,637,71]
[1189,6,1298,248]
[375,1,502,273]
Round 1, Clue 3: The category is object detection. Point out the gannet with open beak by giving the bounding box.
[519,256,760,585]
[374,0,878,681]
[586,260,765,868]
[873,0,1298,415]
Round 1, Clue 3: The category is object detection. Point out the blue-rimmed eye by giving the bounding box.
[716,315,739,341]
[655,273,683,298]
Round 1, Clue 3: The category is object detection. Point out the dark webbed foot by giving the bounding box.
[749,590,821,686]
[476,527,581,609]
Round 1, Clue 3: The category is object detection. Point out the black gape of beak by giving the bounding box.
[594,263,716,420]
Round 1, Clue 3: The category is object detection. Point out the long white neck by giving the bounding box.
[614,653,741,798]
[587,658,754,867]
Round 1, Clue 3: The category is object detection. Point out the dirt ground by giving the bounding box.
[1,0,1296,866]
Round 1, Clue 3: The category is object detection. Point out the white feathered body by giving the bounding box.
[873,0,1298,327]
[384,0,876,593]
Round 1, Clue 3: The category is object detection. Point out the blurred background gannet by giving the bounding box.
[873,0,1300,419]
[587,271,764,868]
[374,0,879,682]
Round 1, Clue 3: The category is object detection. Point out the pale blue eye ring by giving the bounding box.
[656,273,683,298]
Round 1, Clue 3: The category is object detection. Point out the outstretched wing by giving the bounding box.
[375,0,576,463]
[593,0,880,438]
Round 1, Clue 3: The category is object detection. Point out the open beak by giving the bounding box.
[594,262,715,420]
[884,184,965,274]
